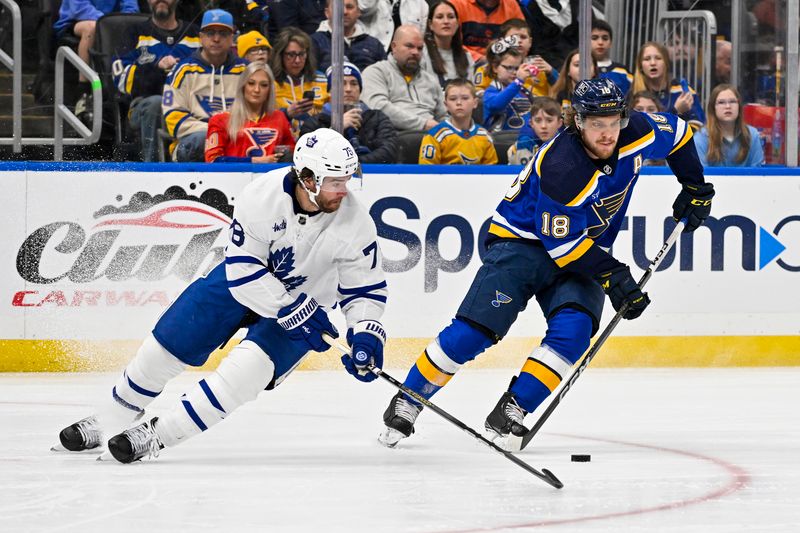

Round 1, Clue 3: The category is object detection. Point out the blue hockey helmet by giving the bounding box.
[571,78,629,127]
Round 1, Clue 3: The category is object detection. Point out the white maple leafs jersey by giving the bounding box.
[224,168,387,329]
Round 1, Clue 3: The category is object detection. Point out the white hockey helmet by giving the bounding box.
[293,129,360,187]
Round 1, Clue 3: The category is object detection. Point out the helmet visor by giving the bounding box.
[319,165,362,192]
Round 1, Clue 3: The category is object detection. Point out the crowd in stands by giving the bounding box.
[53,0,766,167]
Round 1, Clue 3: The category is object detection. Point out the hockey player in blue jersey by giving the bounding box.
[56,129,388,463]
[379,78,714,449]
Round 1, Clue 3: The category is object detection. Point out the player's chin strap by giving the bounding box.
[298,177,320,208]
[322,333,564,489]
[516,219,686,452]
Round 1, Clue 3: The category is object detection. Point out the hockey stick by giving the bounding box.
[323,333,564,489]
[518,220,686,451]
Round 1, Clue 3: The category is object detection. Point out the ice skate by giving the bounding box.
[107,417,164,464]
[378,392,422,448]
[484,391,528,445]
[54,415,102,452]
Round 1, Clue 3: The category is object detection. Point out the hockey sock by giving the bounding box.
[156,340,275,447]
[104,334,186,433]
[511,308,592,413]
[403,318,493,403]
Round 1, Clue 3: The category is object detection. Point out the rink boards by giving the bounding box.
[0,162,798,371]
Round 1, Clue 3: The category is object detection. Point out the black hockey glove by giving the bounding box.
[596,266,650,320]
[341,320,386,383]
[277,293,338,352]
[672,182,714,232]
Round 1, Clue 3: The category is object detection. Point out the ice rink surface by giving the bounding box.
[1,367,798,533]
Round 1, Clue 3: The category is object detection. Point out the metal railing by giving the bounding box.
[657,10,718,111]
[54,46,102,160]
[605,0,667,77]
[0,0,22,152]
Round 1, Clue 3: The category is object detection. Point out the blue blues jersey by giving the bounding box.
[489,111,706,276]
[656,78,706,127]
[112,19,200,99]
[597,60,632,96]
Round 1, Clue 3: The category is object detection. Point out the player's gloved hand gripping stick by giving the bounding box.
[323,333,564,489]
[518,219,687,451]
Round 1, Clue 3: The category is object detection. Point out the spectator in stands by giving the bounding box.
[419,79,496,164]
[204,62,295,163]
[162,9,248,162]
[694,84,764,168]
[715,40,732,85]
[300,62,397,163]
[550,49,596,111]
[113,0,200,162]
[474,20,555,97]
[629,91,665,166]
[269,28,329,138]
[359,0,428,51]
[507,95,562,165]
[238,30,271,64]
[450,0,524,62]
[631,41,706,128]
[361,25,447,132]
[481,37,540,131]
[630,90,663,114]
[270,0,326,36]
[311,0,385,72]
[54,0,140,120]
[422,0,474,88]
[590,19,632,96]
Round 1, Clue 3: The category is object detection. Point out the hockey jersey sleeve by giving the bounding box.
[224,191,295,318]
[335,212,388,328]
[418,131,441,164]
[204,113,230,163]
[638,112,706,187]
[163,62,207,139]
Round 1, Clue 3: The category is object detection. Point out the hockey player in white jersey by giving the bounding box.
[56,129,388,463]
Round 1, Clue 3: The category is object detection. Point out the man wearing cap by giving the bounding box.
[310,0,385,72]
[300,62,397,163]
[238,30,271,64]
[113,0,200,162]
[162,9,248,162]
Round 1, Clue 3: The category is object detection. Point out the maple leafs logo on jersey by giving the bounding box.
[268,246,307,291]
[196,95,235,116]
[244,127,278,157]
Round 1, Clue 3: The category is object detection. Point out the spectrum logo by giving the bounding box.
[633,215,796,272]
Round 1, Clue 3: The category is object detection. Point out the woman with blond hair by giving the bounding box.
[631,40,705,127]
[205,62,295,163]
[693,84,763,167]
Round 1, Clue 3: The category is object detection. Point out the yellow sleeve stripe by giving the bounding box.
[488,222,521,239]
[173,65,205,88]
[125,64,136,94]
[534,137,555,177]
[164,109,189,136]
[415,352,453,387]
[566,169,600,207]
[555,238,593,268]
[669,125,694,155]
[521,359,562,392]
[618,130,655,158]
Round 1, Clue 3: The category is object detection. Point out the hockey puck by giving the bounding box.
[571,454,591,462]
